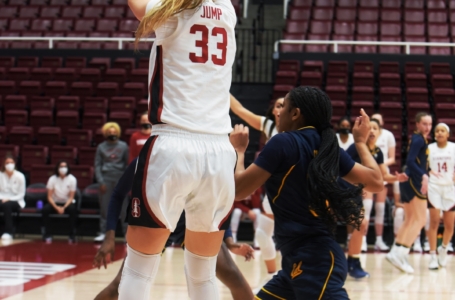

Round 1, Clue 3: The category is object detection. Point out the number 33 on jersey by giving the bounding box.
[146,0,237,135]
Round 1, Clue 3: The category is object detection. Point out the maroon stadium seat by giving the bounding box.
[338,0,357,6]
[405,73,427,87]
[429,37,451,55]
[352,73,374,88]
[404,9,425,22]
[406,87,429,103]
[62,6,82,18]
[113,58,136,72]
[136,99,148,114]
[3,95,27,112]
[353,61,373,72]
[288,7,311,20]
[66,129,92,148]
[84,97,107,113]
[408,103,430,121]
[404,36,427,55]
[129,69,148,84]
[50,145,77,164]
[275,70,298,86]
[272,85,293,99]
[65,57,86,69]
[326,73,348,86]
[314,0,334,6]
[404,23,425,37]
[37,126,62,147]
[41,6,61,19]
[404,0,423,8]
[55,68,78,84]
[379,73,400,88]
[380,22,401,36]
[352,86,374,101]
[292,0,312,6]
[0,145,19,161]
[104,6,126,18]
[333,21,355,35]
[379,101,402,119]
[433,88,455,103]
[430,63,451,75]
[405,62,425,73]
[19,6,40,18]
[122,82,146,101]
[330,100,346,116]
[78,147,96,165]
[0,81,16,96]
[82,112,107,132]
[29,165,54,184]
[104,69,127,84]
[82,6,103,18]
[74,19,96,32]
[8,67,30,82]
[280,34,305,52]
[96,82,119,98]
[109,111,132,135]
[381,8,401,22]
[55,42,79,49]
[303,60,324,73]
[29,96,54,111]
[8,126,33,147]
[52,19,74,32]
[359,0,377,7]
[72,0,90,5]
[72,165,94,190]
[56,96,80,111]
[71,82,94,100]
[328,61,348,73]
[5,110,28,130]
[0,127,6,144]
[427,9,448,23]
[351,101,374,115]
[379,36,402,54]
[309,20,332,34]
[330,34,353,53]
[31,19,52,32]
[355,35,377,53]
[119,19,139,32]
[326,86,347,101]
[358,8,378,21]
[110,97,136,113]
[88,57,111,71]
[278,60,300,72]
[285,20,308,34]
[21,145,48,172]
[435,103,455,119]
[42,57,63,69]
[30,68,54,83]
[335,7,356,21]
[79,68,102,84]
[97,19,118,32]
[0,7,19,18]
[30,111,53,133]
[44,81,68,97]
[428,0,446,8]
[300,72,322,88]
[380,87,401,102]
[357,22,379,36]
[56,111,79,135]
[312,7,334,20]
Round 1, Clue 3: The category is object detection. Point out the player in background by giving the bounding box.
[128,112,152,163]
[230,188,262,246]
[336,117,355,151]
[230,86,384,299]
[427,123,455,270]
[386,112,432,274]
[343,119,407,278]
[230,94,283,276]
[120,0,237,298]
[93,158,255,300]
[369,113,397,251]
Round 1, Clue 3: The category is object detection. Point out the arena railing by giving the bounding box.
[273,40,455,56]
[0,37,156,50]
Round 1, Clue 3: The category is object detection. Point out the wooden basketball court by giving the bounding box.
[1,238,454,300]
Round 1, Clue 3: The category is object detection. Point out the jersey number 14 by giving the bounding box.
[189,24,227,66]
[438,162,448,173]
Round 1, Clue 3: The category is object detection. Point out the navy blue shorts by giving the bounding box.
[256,237,349,300]
[400,178,427,203]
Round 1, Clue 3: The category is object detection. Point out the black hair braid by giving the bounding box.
[289,86,364,232]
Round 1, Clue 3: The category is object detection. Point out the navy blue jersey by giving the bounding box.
[405,133,429,182]
[346,144,384,165]
[254,127,355,256]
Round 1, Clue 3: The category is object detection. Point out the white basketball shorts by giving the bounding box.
[428,182,455,211]
[128,124,236,232]
[262,195,274,215]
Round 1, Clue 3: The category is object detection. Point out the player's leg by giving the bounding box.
[394,207,404,237]
[427,204,441,270]
[230,208,242,242]
[362,192,373,252]
[374,187,389,250]
[438,210,455,267]
[255,213,277,274]
[347,217,369,278]
[94,260,124,300]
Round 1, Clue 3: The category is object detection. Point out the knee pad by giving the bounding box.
[255,215,276,260]
[118,245,161,300]
[363,199,373,220]
[374,202,385,225]
[184,250,218,300]
[230,208,242,232]
[252,208,261,229]
[394,207,404,235]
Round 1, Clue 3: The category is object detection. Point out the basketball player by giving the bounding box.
[343,119,407,279]
[336,117,354,151]
[230,86,384,299]
[93,158,255,300]
[370,113,397,251]
[230,188,262,246]
[230,94,283,276]
[120,0,237,298]
[427,123,455,270]
[387,112,432,274]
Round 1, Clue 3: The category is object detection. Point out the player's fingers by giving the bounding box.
[102,256,108,269]
[360,108,370,122]
[353,116,360,128]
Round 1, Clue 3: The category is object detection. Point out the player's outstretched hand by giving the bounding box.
[230,124,249,153]
[395,172,408,182]
[352,109,371,144]
[228,243,255,261]
[93,231,115,269]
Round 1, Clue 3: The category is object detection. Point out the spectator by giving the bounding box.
[0,155,26,241]
[336,116,354,151]
[42,160,78,243]
[129,111,152,163]
[95,122,129,242]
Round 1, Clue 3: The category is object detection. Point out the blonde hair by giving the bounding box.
[102,122,121,137]
[135,0,204,47]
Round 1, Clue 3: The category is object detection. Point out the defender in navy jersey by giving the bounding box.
[387,112,432,274]
[93,158,255,300]
[230,86,384,299]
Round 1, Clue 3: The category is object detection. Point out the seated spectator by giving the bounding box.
[42,161,78,243]
[0,155,26,241]
[129,111,152,163]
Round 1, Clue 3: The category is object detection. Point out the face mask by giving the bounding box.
[5,163,15,172]
[141,123,152,130]
[339,128,350,135]
[59,167,68,175]
[107,135,118,141]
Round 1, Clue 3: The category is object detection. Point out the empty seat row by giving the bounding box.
[292,0,452,9]
[0,56,149,69]
[1,0,127,6]
[0,5,133,19]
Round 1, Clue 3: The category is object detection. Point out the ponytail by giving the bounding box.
[135,0,204,48]
[289,86,364,232]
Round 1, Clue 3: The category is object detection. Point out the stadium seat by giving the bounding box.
[71,82,94,100]
[66,129,92,148]
[44,81,68,97]
[338,0,357,6]
[379,101,402,119]
[136,99,148,114]
[102,68,126,84]
[288,7,311,20]
[335,7,356,21]
[119,19,139,32]
[427,9,448,23]
[429,37,451,55]
[430,63,451,75]
[8,126,33,147]
[408,103,430,122]
[110,97,136,113]
[381,8,401,22]
[30,164,55,185]
[332,32,354,49]
[96,82,119,98]
[79,182,100,214]
[352,72,374,87]
[84,97,107,113]
[41,6,61,19]
[435,103,455,119]
[405,36,427,55]
[405,73,427,88]
[113,58,136,72]
[328,61,348,73]
[379,73,400,88]
[129,69,148,84]
[315,0,334,6]
[30,110,53,132]
[62,6,83,18]
[405,62,425,73]
[333,21,355,35]
[272,85,293,99]
[19,6,40,18]
[312,7,334,20]
[5,110,28,130]
[404,9,425,22]
[351,101,374,115]
[55,96,79,112]
[406,87,429,103]
[302,60,324,73]
[104,6,126,18]
[72,165,94,190]
[82,6,103,18]
[88,58,111,71]
[122,82,146,101]
[355,35,377,53]
[331,101,346,116]
[97,19,118,32]
[29,96,54,111]
[404,0,423,8]
[278,60,300,72]
[55,68,78,84]
[285,20,308,34]
[353,61,374,72]
[300,72,322,88]
[358,8,378,21]
[78,146,96,165]
[275,70,298,85]
[0,81,16,96]
[0,7,19,18]
[380,22,401,36]
[433,88,455,103]
[0,127,6,144]
[380,87,401,102]
[55,42,79,49]
[352,86,374,101]
[74,18,96,32]
[21,145,48,172]
[56,111,79,135]
[138,58,149,69]
[9,67,31,82]
[50,145,77,164]
[3,95,27,112]
[82,112,106,132]
[109,112,133,135]
[30,68,54,84]
[79,68,101,84]
[52,19,74,32]
[325,86,347,101]
[37,126,62,147]
[428,0,446,8]
[309,20,332,34]
[326,73,347,86]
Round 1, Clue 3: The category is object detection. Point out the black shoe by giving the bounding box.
[347,257,369,279]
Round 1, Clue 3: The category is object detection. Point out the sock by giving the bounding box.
[349,254,360,259]
[118,245,161,300]
[184,250,218,300]
[374,202,385,225]
[394,207,404,236]
[430,250,436,255]
[255,214,276,260]
[230,208,242,239]
[414,236,421,247]
[441,243,448,252]
[376,235,384,243]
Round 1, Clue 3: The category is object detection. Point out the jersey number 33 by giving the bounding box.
[189,24,227,66]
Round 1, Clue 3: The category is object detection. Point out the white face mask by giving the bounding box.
[59,167,68,175]
[5,163,15,172]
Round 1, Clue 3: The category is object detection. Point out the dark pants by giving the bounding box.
[42,203,77,236]
[0,201,21,234]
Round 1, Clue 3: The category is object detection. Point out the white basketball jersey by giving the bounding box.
[375,129,396,162]
[428,142,455,185]
[146,0,237,134]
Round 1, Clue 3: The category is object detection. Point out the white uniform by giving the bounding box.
[130,0,237,233]
[336,133,354,151]
[376,128,397,189]
[428,142,455,211]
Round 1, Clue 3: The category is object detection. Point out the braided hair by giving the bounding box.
[288,86,364,232]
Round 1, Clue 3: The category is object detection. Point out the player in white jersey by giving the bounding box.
[118,0,237,299]
[427,123,455,270]
[336,117,354,151]
[229,94,282,277]
[368,114,397,251]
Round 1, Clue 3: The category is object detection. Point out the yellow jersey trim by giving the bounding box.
[261,288,286,300]
[272,165,296,204]
[409,178,427,199]
[318,251,335,300]
[297,126,316,130]
[255,296,262,300]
